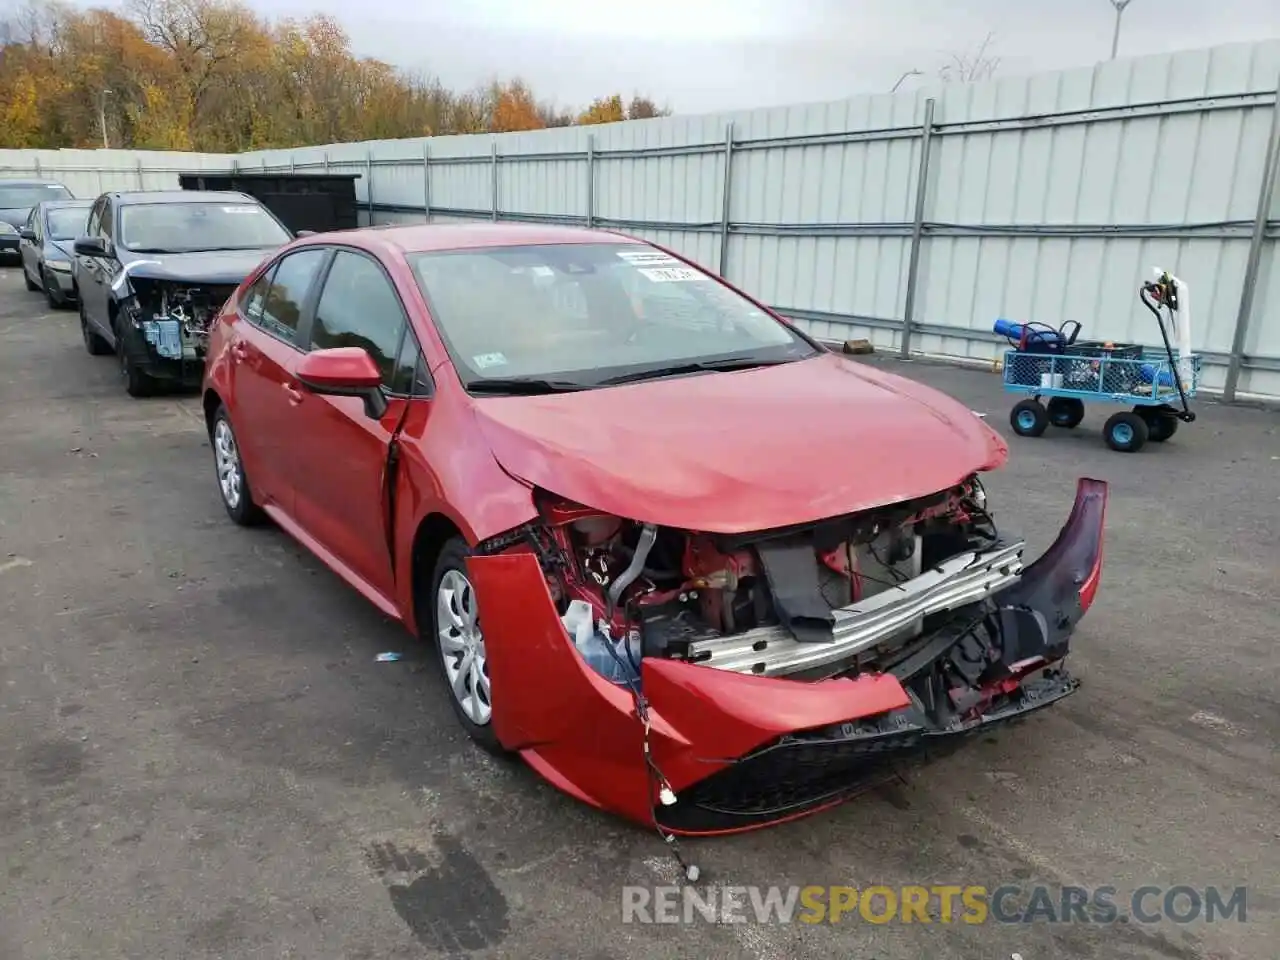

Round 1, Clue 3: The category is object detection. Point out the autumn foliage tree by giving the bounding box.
[0,0,672,150]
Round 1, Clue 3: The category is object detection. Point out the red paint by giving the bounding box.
[202,223,1103,834]
[466,550,910,827]
[471,351,1007,534]
[296,347,383,390]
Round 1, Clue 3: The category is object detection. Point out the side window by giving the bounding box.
[99,200,113,240]
[259,249,328,343]
[84,200,102,238]
[25,209,36,237]
[241,264,276,323]
[310,250,407,386]
[388,328,432,396]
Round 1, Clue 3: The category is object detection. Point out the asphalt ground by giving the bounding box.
[1,262,1277,960]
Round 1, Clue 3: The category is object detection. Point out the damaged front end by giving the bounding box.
[113,265,237,384]
[467,476,1107,834]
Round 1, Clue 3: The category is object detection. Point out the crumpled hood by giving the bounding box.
[122,247,280,286]
[471,352,1008,534]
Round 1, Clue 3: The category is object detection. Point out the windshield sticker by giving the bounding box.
[617,249,677,266]
[638,266,703,283]
[529,266,554,277]
[221,205,260,214]
[472,352,508,369]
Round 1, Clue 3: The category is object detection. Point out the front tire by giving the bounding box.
[211,405,266,526]
[1103,410,1149,453]
[24,265,39,291]
[43,269,64,309]
[431,537,505,755]
[80,301,112,355]
[116,322,157,398]
[1010,399,1048,437]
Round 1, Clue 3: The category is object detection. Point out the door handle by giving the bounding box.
[231,342,249,361]
[282,383,304,404]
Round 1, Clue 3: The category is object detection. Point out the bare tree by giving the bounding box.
[938,31,1000,84]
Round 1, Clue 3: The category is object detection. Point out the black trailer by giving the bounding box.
[177,172,361,236]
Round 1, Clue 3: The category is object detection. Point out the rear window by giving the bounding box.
[0,184,73,208]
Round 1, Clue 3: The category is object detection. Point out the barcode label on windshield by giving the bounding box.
[221,206,259,214]
[638,266,702,283]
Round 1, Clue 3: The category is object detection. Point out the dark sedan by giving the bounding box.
[73,190,294,397]
[0,179,75,261]
[19,199,94,308]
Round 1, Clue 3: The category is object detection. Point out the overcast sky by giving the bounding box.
[50,0,1280,113]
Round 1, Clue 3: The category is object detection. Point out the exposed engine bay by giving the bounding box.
[477,475,1026,686]
[122,279,237,362]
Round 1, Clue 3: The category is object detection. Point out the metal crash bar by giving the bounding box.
[685,542,1026,677]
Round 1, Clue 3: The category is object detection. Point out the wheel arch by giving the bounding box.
[410,513,466,638]
[202,388,224,438]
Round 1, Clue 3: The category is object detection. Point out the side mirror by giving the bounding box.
[295,347,388,419]
[19,228,36,242]
[295,229,316,238]
[74,236,108,257]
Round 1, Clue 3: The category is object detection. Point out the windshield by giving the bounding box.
[46,206,92,240]
[0,184,72,209]
[118,201,291,253]
[409,243,817,390]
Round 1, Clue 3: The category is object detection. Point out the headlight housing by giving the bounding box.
[46,258,72,272]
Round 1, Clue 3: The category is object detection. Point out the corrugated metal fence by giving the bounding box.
[4,40,1280,399]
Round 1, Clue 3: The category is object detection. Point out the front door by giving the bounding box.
[289,248,432,606]
[225,247,331,514]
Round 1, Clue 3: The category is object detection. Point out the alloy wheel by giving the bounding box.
[436,569,491,726]
[212,418,242,510]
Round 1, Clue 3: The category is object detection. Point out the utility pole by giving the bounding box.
[99,89,112,149]
[1109,0,1134,60]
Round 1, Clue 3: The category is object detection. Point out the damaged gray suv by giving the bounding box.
[73,190,294,397]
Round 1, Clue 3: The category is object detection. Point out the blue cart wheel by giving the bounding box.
[1009,399,1048,437]
[1103,411,1148,453]
[1047,397,1085,429]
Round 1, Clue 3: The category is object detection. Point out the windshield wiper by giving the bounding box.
[596,356,792,386]
[467,377,589,395]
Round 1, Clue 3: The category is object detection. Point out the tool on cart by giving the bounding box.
[997,268,1199,453]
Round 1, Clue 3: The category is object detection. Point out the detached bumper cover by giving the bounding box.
[468,477,1108,835]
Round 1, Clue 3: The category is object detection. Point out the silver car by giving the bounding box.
[19,199,93,309]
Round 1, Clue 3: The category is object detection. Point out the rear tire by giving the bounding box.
[1046,397,1085,429]
[430,537,507,756]
[1103,411,1148,453]
[211,404,266,526]
[1136,406,1178,442]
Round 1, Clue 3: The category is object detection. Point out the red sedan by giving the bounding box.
[201,223,1107,836]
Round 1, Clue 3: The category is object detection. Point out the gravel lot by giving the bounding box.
[1,263,1276,960]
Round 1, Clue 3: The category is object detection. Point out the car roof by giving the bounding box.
[107,190,258,206]
[41,199,93,209]
[310,222,644,256]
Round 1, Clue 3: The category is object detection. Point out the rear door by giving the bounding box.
[288,247,430,607]
[224,247,331,514]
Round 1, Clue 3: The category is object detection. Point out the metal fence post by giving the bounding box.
[422,142,432,223]
[1223,75,1280,402]
[322,152,329,175]
[365,149,374,224]
[491,140,499,222]
[900,98,937,360]
[136,159,144,189]
[586,134,595,229]
[33,157,41,178]
[289,152,296,174]
[717,122,735,277]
